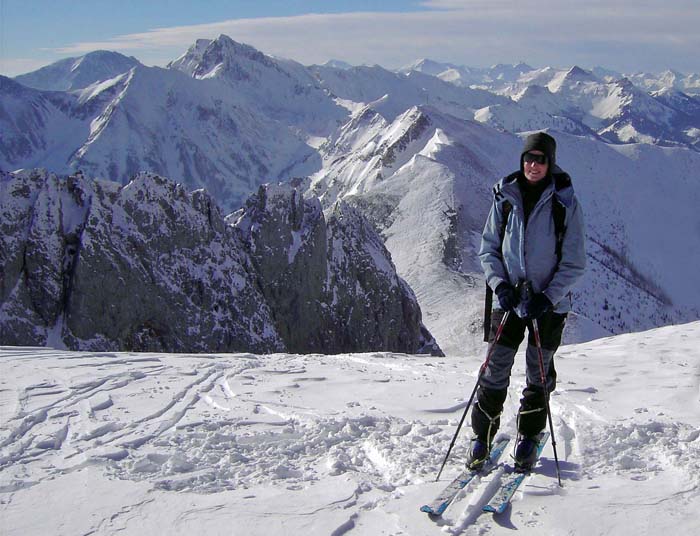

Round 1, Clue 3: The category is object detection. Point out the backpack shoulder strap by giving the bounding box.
[483,280,493,342]
[552,195,566,263]
[551,170,573,263]
[499,199,512,246]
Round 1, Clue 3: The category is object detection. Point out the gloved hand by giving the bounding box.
[495,282,518,312]
[523,292,552,320]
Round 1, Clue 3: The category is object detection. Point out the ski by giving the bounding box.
[482,431,550,514]
[420,437,510,516]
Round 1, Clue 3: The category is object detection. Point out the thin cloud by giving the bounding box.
[37,4,700,74]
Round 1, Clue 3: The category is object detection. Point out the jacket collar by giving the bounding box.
[499,167,574,207]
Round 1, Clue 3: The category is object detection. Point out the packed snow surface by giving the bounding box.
[1,321,699,535]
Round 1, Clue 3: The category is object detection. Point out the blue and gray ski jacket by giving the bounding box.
[479,167,586,316]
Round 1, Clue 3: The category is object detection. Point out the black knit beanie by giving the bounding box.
[520,132,557,173]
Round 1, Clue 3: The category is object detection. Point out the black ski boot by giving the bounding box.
[466,438,489,470]
[514,436,538,472]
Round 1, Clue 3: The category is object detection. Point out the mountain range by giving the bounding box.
[2,34,700,354]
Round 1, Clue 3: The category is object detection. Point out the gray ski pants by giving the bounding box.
[471,309,566,440]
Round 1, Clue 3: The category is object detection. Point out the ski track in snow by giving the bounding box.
[1,322,700,535]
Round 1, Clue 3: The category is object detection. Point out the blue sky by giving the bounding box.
[2,0,699,76]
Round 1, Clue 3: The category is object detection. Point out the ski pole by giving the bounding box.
[435,310,510,482]
[532,318,563,487]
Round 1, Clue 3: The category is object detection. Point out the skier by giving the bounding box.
[467,132,586,471]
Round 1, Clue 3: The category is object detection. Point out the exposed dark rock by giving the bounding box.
[1,169,282,352]
[1,170,442,355]
[230,182,442,355]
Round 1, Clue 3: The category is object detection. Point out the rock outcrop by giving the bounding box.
[231,181,441,355]
[0,170,441,355]
[1,170,282,352]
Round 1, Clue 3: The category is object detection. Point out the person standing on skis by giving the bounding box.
[467,131,586,471]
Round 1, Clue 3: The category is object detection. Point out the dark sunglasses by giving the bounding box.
[523,152,548,165]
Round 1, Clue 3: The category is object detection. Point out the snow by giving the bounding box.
[310,99,700,353]
[2,321,699,535]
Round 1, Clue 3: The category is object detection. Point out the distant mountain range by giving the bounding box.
[2,35,700,353]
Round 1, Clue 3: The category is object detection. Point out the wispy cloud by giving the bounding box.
[28,2,700,74]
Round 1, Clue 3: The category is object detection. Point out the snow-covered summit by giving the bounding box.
[13,50,140,91]
[401,58,461,76]
[488,62,535,82]
[2,60,319,211]
[168,34,276,80]
[169,34,346,136]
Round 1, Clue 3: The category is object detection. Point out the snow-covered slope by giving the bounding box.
[475,85,594,137]
[629,69,700,96]
[311,63,506,122]
[309,105,700,354]
[73,63,320,209]
[2,321,699,535]
[13,50,140,91]
[3,36,353,211]
[309,105,512,356]
[168,35,347,137]
[402,62,700,148]
[2,62,319,211]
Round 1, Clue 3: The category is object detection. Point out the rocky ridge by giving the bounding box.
[0,170,441,355]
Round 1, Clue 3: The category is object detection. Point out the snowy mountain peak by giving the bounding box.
[403,58,456,76]
[14,50,140,91]
[566,65,596,80]
[547,65,599,93]
[378,106,433,166]
[69,50,136,72]
[322,59,354,70]
[658,69,685,85]
[166,38,212,76]
[169,34,275,80]
[489,62,534,81]
[613,76,636,90]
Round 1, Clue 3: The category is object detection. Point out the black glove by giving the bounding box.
[523,292,552,320]
[495,282,518,312]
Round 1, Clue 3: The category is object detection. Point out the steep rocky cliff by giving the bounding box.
[0,170,441,355]
[0,169,282,352]
[230,182,441,355]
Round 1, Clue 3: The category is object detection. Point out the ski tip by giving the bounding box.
[420,505,443,517]
[483,504,507,514]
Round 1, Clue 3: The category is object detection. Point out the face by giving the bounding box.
[523,150,549,183]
